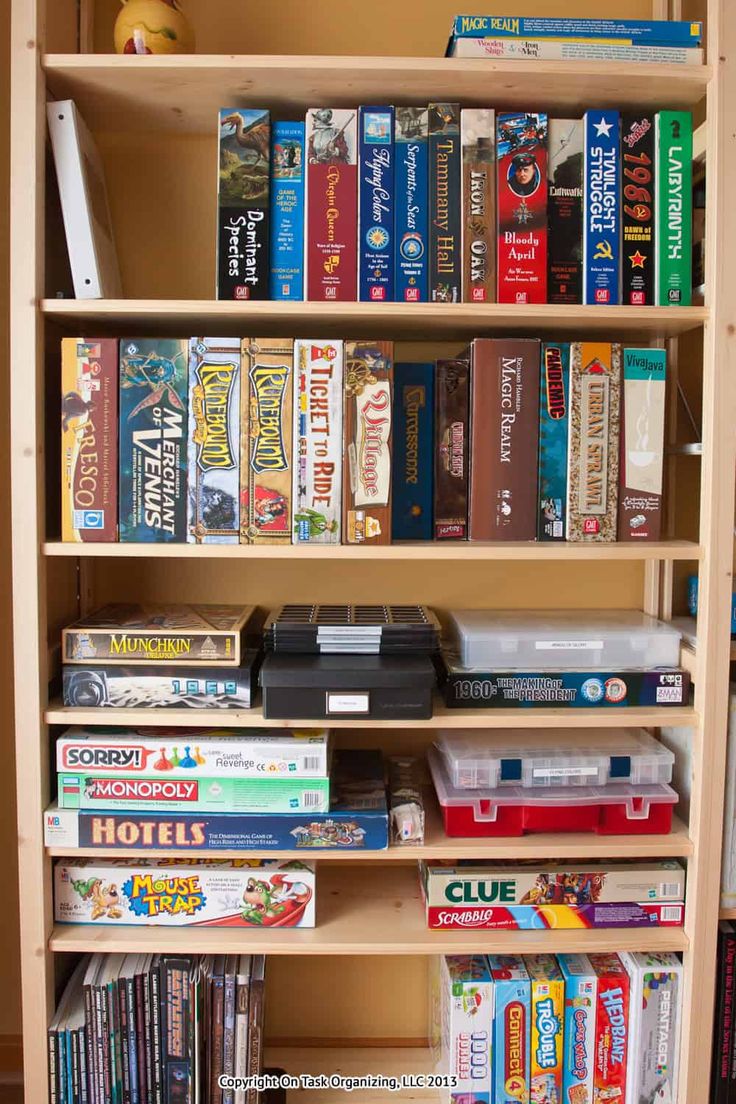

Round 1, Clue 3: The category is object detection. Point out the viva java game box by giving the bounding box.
[54,859,315,927]
[293,339,343,543]
[306,108,357,301]
[61,337,118,542]
[558,953,597,1104]
[187,337,241,544]
[119,338,189,542]
[496,112,548,304]
[589,952,630,1102]
[527,954,564,1104]
[343,340,393,545]
[618,347,666,541]
[217,108,270,301]
[62,603,254,666]
[566,342,621,542]
[241,338,293,544]
[487,955,530,1104]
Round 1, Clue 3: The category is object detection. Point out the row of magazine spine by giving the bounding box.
[217,105,692,306]
[61,336,665,547]
[48,952,265,1104]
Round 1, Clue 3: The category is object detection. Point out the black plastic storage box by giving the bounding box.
[260,653,437,720]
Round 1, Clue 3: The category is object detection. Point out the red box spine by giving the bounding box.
[590,954,630,1102]
[496,112,548,304]
[306,109,358,301]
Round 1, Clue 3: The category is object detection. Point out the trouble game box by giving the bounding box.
[527,954,564,1104]
[54,859,316,928]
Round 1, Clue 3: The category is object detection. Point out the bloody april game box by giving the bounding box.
[496,111,548,304]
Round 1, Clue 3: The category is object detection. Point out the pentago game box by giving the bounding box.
[526,954,564,1104]
[487,955,530,1104]
[54,858,315,927]
[620,951,683,1104]
[56,727,331,778]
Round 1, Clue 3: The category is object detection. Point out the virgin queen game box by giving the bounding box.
[54,859,316,928]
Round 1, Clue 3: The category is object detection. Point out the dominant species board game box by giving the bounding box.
[217,108,270,301]
[305,108,358,301]
[58,771,330,814]
[621,113,655,305]
[547,118,583,304]
[583,110,621,305]
[590,953,630,1101]
[187,337,241,544]
[358,106,394,302]
[487,955,530,1104]
[62,604,254,665]
[293,339,343,543]
[56,728,331,779]
[470,338,540,541]
[557,954,597,1103]
[45,750,390,851]
[62,658,260,709]
[496,111,548,304]
[434,356,470,540]
[394,107,429,303]
[270,121,305,300]
[119,338,188,542]
[54,859,316,927]
[621,951,683,1104]
[241,338,293,544]
[618,347,666,541]
[461,108,495,303]
[656,110,693,305]
[567,342,621,541]
[537,342,570,541]
[391,362,434,541]
[343,340,393,545]
[61,337,118,542]
[527,954,564,1104]
[433,955,493,1103]
[429,103,461,303]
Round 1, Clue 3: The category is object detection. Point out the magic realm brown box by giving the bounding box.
[434,356,470,540]
[343,340,393,545]
[469,339,540,541]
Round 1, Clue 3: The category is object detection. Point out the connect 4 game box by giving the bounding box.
[589,952,630,1101]
[487,955,530,1104]
[527,954,564,1104]
[432,955,493,1103]
[558,954,597,1104]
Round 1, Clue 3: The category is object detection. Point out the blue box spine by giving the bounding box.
[270,122,305,300]
[449,15,702,46]
[394,108,429,302]
[391,362,434,540]
[358,106,395,301]
[583,110,621,305]
[537,343,570,541]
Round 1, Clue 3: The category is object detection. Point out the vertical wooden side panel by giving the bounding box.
[79,0,96,53]
[680,3,736,1098]
[10,0,54,1099]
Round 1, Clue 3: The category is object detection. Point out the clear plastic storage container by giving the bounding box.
[428,748,678,837]
[436,728,674,789]
[447,610,682,670]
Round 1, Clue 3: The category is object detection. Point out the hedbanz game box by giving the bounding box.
[54,859,316,927]
[589,953,631,1101]
[45,749,389,851]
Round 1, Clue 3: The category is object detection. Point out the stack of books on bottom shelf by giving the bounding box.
[433,951,684,1104]
[49,953,267,1104]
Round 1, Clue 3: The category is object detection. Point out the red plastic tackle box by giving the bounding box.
[428,748,678,837]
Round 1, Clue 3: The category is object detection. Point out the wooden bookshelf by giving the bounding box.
[10,1,736,1102]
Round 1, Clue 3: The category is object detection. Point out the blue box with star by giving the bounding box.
[583,110,621,305]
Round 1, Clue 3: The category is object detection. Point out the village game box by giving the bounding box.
[61,337,118,542]
[119,338,189,542]
[343,340,393,545]
[54,859,316,928]
[45,750,389,851]
[62,604,255,666]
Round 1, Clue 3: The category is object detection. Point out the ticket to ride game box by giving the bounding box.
[54,858,315,927]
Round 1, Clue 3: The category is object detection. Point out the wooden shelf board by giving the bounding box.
[48,866,689,955]
[262,1046,436,1102]
[45,805,693,861]
[721,908,736,919]
[41,539,703,562]
[43,55,711,133]
[41,299,709,339]
[45,699,698,730]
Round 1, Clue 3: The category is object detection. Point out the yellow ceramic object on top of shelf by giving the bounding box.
[114,0,195,55]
